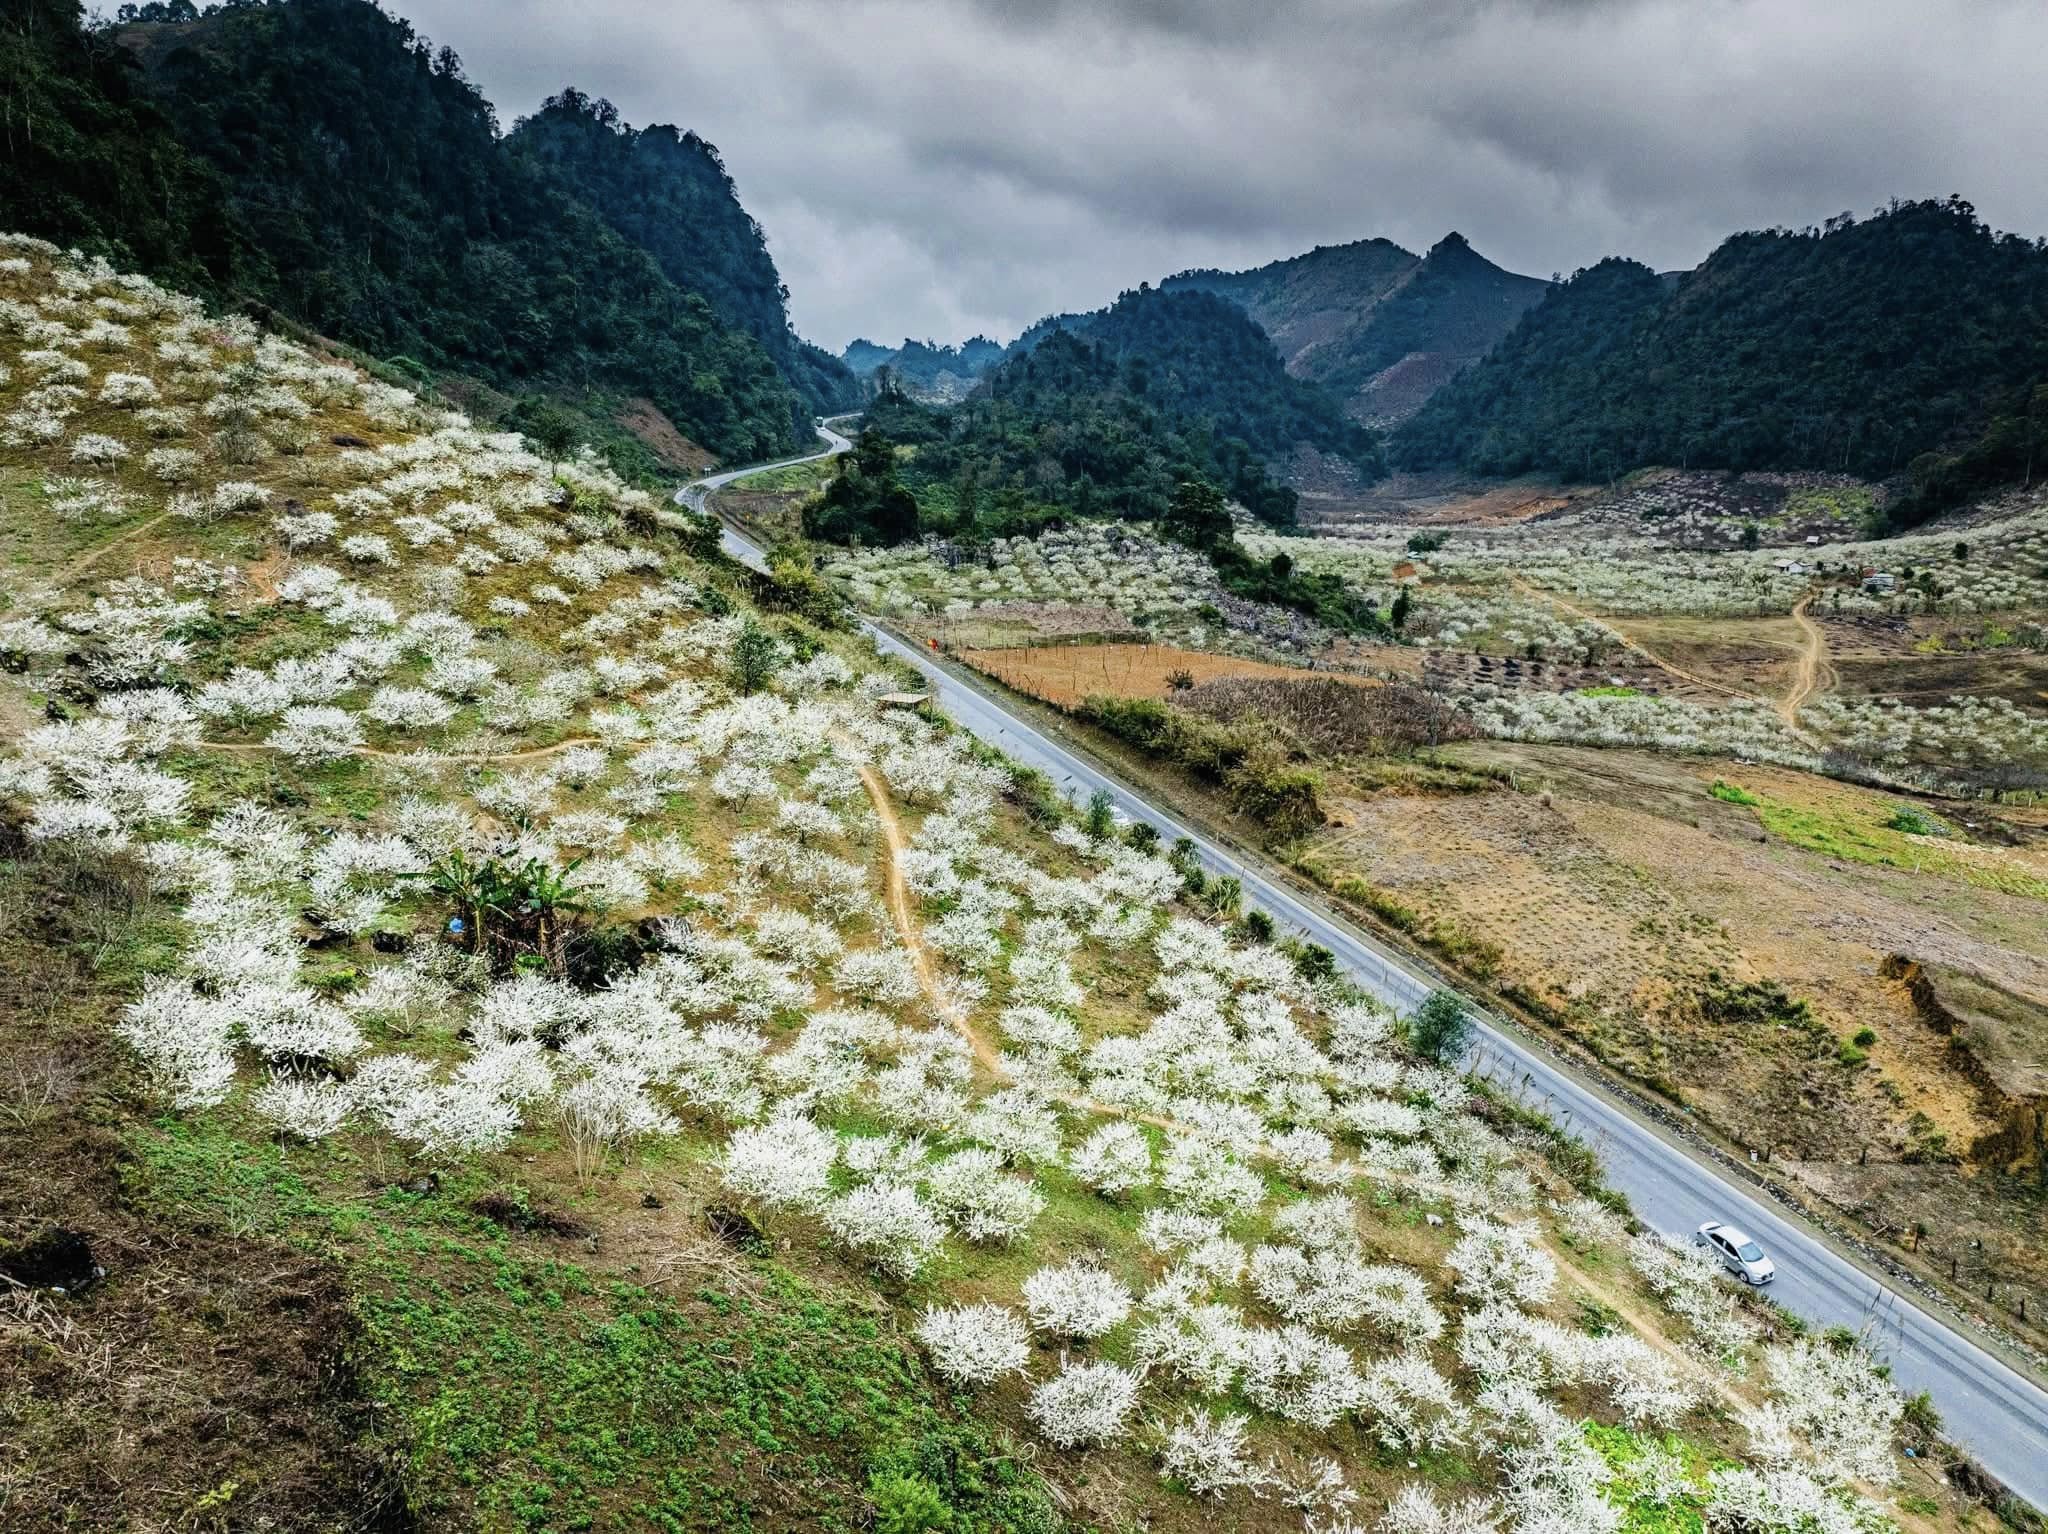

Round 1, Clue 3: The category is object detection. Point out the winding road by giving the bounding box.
[682,428,2048,1510]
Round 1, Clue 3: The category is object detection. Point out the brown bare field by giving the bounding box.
[959,642,1379,709]
[1303,470,1594,530]
[1297,738,2048,1336]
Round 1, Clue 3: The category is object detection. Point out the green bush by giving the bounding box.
[869,1472,954,1534]
[1852,1026,1878,1047]
[1077,695,1324,838]
[1885,805,1952,837]
[1407,988,1474,1064]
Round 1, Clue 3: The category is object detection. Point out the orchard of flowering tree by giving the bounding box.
[0,235,1952,1531]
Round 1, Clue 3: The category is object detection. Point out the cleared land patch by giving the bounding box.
[960,642,1380,709]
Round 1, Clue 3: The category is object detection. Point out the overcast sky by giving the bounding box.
[400,0,2048,352]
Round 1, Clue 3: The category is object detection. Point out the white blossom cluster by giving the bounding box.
[823,523,1225,635]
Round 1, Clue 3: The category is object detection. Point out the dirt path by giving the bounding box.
[1547,1240,1755,1414]
[840,737,1501,1191]
[196,736,602,766]
[847,752,1008,1075]
[1779,592,1836,724]
[52,510,177,586]
[1507,573,1760,704]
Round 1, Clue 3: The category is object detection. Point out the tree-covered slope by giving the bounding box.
[1070,286,1382,471]
[821,292,1382,549]
[839,336,1006,403]
[12,0,812,463]
[1393,198,2048,511]
[507,88,857,418]
[0,0,233,291]
[117,0,807,460]
[1165,236,1417,373]
[1312,233,1553,420]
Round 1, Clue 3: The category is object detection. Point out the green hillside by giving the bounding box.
[1394,198,2048,524]
[821,285,1383,545]
[6,0,815,464]
[842,335,1007,400]
[507,88,858,418]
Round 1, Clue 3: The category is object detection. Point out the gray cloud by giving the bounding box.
[399,0,2048,349]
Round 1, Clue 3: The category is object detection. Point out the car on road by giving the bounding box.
[1696,1220,1776,1284]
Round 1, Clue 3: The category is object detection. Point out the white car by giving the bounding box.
[1696,1220,1776,1285]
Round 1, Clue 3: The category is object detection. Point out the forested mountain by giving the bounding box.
[1393,198,2048,524]
[841,338,900,373]
[1070,286,1382,472]
[507,89,857,417]
[816,286,1382,546]
[3,0,817,464]
[1006,309,1099,356]
[815,347,1393,632]
[0,0,233,290]
[1163,233,1548,423]
[840,335,1006,402]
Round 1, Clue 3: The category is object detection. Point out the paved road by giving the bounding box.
[675,418,854,559]
[680,438,2048,1509]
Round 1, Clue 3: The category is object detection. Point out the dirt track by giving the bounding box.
[1507,572,1762,703]
[53,509,176,584]
[197,736,602,766]
[1779,593,1837,723]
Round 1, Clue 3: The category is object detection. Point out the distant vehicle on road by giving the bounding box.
[1696,1220,1776,1285]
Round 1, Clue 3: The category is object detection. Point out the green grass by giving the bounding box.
[732,459,836,495]
[1885,805,1952,838]
[1576,685,1641,698]
[1749,792,2048,900]
[121,1120,1059,1534]
[1707,780,1759,806]
[1583,1423,1710,1533]
[1781,484,1877,527]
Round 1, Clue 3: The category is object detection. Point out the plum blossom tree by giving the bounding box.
[916,1302,1031,1387]
[1067,1121,1155,1198]
[1240,1325,1366,1427]
[923,1147,1046,1244]
[821,1181,947,1278]
[1023,1259,1134,1340]
[1028,1358,1142,1449]
[720,1114,837,1210]
[270,705,365,762]
[1156,1408,1265,1498]
[1447,1218,1557,1310]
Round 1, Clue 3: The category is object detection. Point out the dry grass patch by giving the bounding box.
[962,642,1375,709]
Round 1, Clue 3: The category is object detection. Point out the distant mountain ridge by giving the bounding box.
[1163,232,1549,424]
[840,335,1006,402]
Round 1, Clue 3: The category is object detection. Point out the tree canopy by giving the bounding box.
[1394,198,2048,524]
[9,0,823,463]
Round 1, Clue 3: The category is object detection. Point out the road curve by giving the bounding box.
[676,418,855,563]
[682,466,2048,1510]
